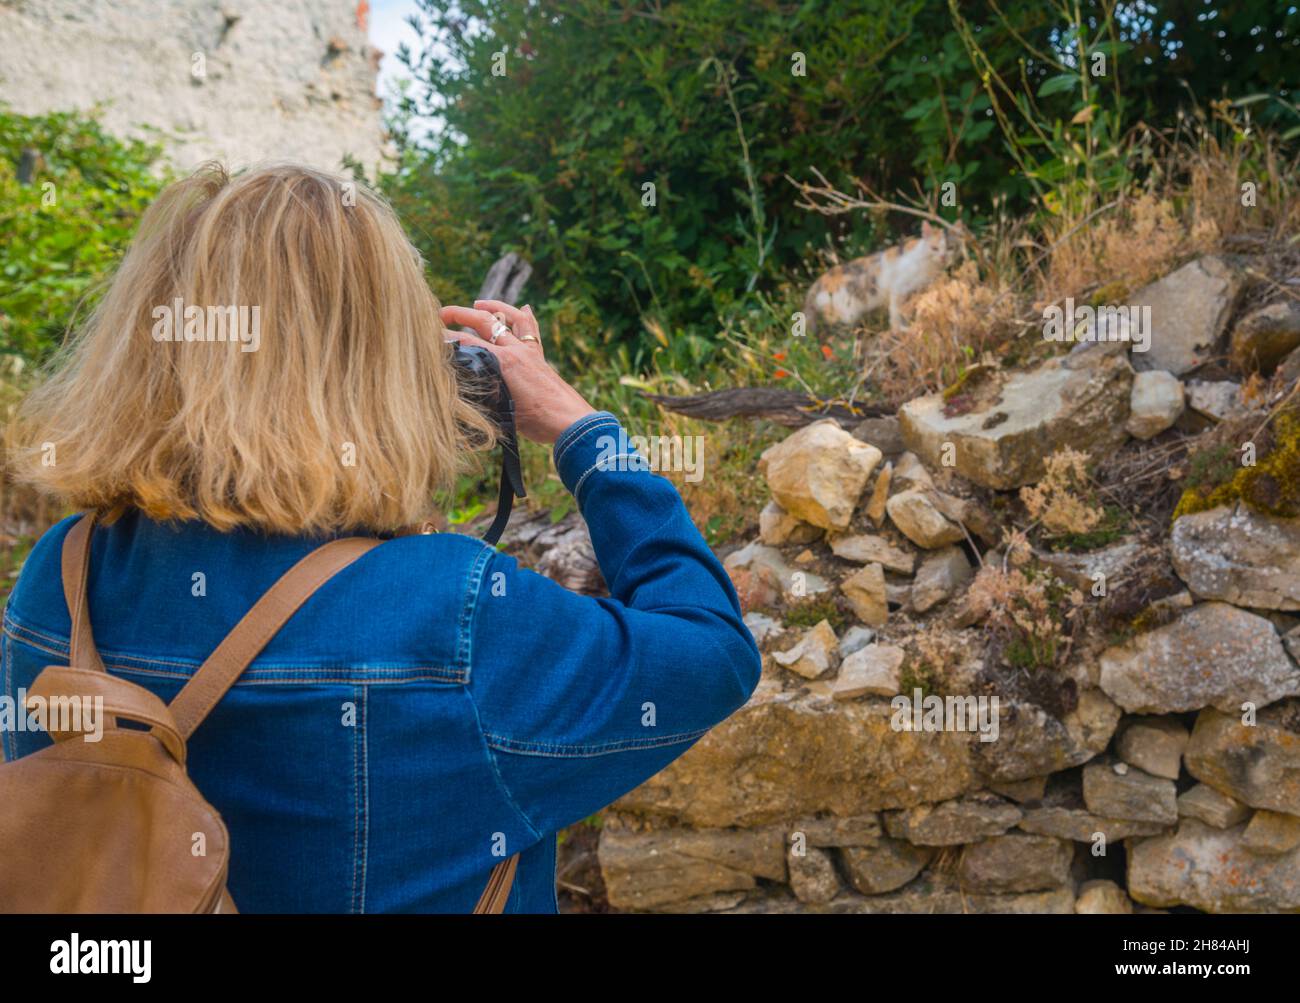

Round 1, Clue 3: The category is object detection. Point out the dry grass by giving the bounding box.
[868,259,1018,398]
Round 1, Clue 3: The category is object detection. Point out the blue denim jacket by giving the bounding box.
[1,413,760,912]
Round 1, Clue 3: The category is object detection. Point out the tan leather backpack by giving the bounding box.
[0,513,518,913]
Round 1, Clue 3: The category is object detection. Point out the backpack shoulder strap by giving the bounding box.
[168,536,381,739]
[473,855,518,914]
[61,513,105,672]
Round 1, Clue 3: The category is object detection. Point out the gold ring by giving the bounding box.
[518,334,540,344]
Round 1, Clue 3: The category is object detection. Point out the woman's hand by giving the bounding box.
[439,300,597,446]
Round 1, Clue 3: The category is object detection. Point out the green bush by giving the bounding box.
[0,105,168,363]
[387,0,1299,365]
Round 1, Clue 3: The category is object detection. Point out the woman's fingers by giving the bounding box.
[474,300,541,345]
[439,305,508,344]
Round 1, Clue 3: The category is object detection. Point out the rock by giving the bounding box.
[758,500,821,546]
[726,563,782,610]
[1125,369,1185,439]
[865,462,892,525]
[988,776,1048,803]
[616,688,978,828]
[771,620,840,680]
[829,533,914,573]
[1184,701,1300,816]
[597,826,786,912]
[897,347,1133,490]
[852,416,905,456]
[837,625,876,659]
[725,541,831,599]
[1115,716,1189,780]
[1130,256,1244,376]
[974,688,1121,782]
[532,518,606,594]
[722,875,1075,914]
[1242,810,1300,854]
[788,845,841,904]
[1287,624,1300,664]
[886,490,964,548]
[841,839,934,895]
[957,833,1073,893]
[1098,602,1300,714]
[882,793,1022,846]
[1186,379,1243,421]
[1128,818,1300,912]
[758,420,882,531]
[1280,343,1300,385]
[1177,783,1251,829]
[840,563,889,627]
[1082,760,1178,824]
[1230,299,1300,374]
[1171,504,1300,611]
[742,612,784,647]
[832,644,904,700]
[1076,879,1134,914]
[1036,539,1145,594]
[910,546,972,613]
[929,491,1001,546]
[892,452,935,491]
[1018,806,1167,842]
[791,815,883,848]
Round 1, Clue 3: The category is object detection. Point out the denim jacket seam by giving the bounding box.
[456,544,494,682]
[2,631,12,762]
[482,727,709,758]
[463,687,543,842]
[354,684,369,914]
[554,413,619,467]
[3,623,469,684]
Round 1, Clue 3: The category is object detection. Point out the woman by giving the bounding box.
[2,163,760,913]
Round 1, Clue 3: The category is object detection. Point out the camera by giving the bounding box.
[447,342,526,544]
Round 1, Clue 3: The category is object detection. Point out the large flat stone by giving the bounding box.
[1128,818,1300,913]
[1098,602,1300,714]
[597,826,786,912]
[882,793,1022,846]
[957,833,1074,893]
[616,688,978,828]
[898,348,1133,489]
[1130,256,1244,376]
[1171,504,1300,611]
[1184,701,1300,816]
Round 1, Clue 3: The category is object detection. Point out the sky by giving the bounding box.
[369,0,422,102]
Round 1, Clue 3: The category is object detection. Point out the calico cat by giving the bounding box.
[803,221,951,334]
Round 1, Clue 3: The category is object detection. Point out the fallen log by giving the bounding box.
[641,387,892,428]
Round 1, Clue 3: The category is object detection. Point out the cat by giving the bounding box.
[803,221,952,334]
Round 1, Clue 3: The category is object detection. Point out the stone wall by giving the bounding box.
[0,0,387,173]
[533,255,1300,914]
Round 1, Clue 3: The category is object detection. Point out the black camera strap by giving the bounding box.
[482,427,526,546]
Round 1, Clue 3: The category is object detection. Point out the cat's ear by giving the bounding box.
[921,220,934,237]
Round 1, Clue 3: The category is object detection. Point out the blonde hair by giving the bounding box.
[7,162,495,534]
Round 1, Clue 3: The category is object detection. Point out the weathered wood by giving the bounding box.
[476,252,532,304]
[16,148,42,186]
[642,387,891,428]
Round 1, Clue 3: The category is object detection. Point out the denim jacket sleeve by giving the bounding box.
[466,412,761,836]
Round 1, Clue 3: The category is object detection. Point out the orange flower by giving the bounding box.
[820,344,833,360]
[773,369,789,379]
[772,351,787,362]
